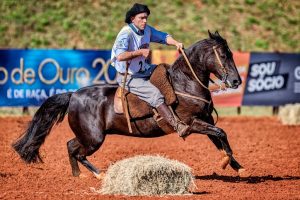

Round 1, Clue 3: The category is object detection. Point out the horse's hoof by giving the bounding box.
[220,156,230,169]
[93,172,105,180]
[72,171,81,177]
[238,168,250,177]
[220,150,227,157]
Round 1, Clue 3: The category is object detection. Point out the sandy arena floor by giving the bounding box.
[0,116,299,199]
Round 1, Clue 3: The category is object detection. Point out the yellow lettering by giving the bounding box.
[38,58,59,84]
[76,68,90,86]
[92,58,116,84]
[0,67,8,85]
[59,68,71,84]
[24,68,35,85]
[70,68,77,84]
[11,58,24,84]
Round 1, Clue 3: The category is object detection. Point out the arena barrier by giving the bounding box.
[0,49,299,107]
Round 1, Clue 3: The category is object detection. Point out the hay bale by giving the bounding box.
[278,104,300,125]
[100,155,195,196]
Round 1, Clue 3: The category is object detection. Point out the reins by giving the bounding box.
[178,47,227,93]
[175,46,228,125]
[212,46,228,84]
[179,48,210,90]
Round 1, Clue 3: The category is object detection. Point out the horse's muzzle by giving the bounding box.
[226,79,241,89]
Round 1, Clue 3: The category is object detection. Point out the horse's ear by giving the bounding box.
[208,30,213,39]
[215,30,221,37]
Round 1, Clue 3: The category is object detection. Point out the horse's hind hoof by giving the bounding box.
[220,156,230,169]
[238,168,250,177]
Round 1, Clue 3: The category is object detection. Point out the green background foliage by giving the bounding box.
[0,0,299,51]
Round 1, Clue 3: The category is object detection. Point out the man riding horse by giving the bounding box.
[13,3,246,178]
[111,3,190,138]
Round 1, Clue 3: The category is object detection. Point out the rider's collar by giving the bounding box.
[129,23,144,36]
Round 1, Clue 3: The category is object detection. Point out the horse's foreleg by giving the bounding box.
[189,118,233,155]
[206,116,230,169]
[206,116,223,151]
[189,118,244,173]
[207,136,230,169]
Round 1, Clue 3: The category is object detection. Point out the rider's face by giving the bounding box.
[131,12,148,30]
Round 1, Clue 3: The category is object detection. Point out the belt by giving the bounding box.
[119,72,132,76]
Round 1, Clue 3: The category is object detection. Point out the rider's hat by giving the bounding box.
[125,3,150,24]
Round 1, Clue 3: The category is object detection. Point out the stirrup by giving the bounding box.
[180,131,191,141]
[177,122,190,138]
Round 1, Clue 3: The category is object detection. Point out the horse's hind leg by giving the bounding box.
[73,134,105,178]
[68,122,105,178]
[67,138,81,176]
[67,137,103,177]
[67,135,105,178]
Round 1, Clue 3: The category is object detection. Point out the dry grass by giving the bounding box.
[278,104,300,125]
[99,155,195,196]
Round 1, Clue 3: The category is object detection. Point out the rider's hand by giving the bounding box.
[138,49,150,58]
[175,42,184,50]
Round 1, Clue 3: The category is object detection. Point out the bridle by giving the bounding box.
[181,46,229,91]
[212,45,229,87]
[174,46,229,104]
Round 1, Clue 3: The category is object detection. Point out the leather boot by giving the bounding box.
[156,103,190,137]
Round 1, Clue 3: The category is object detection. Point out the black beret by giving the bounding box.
[125,3,150,24]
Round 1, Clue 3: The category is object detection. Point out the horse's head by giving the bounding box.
[204,30,242,89]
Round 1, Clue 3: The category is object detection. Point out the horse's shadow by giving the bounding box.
[195,173,300,184]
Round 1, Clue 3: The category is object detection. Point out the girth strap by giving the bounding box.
[174,91,210,104]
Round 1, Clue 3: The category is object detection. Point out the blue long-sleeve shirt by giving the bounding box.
[111,23,170,74]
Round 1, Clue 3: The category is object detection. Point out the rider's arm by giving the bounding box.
[149,25,169,44]
[114,28,149,62]
[149,25,183,50]
[166,36,184,50]
[116,49,149,61]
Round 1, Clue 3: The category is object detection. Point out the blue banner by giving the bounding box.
[0,49,117,106]
[1,50,299,107]
[242,53,300,105]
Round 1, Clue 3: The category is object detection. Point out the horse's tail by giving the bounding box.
[12,92,73,163]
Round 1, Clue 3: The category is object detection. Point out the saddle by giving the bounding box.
[114,63,177,119]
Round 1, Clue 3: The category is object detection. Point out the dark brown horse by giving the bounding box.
[13,31,245,178]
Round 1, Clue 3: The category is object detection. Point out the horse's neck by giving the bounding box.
[170,49,210,97]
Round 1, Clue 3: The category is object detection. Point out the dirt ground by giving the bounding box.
[0,116,299,200]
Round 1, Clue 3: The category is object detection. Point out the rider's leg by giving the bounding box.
[156,103,190,137]
[119,76,190,137]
